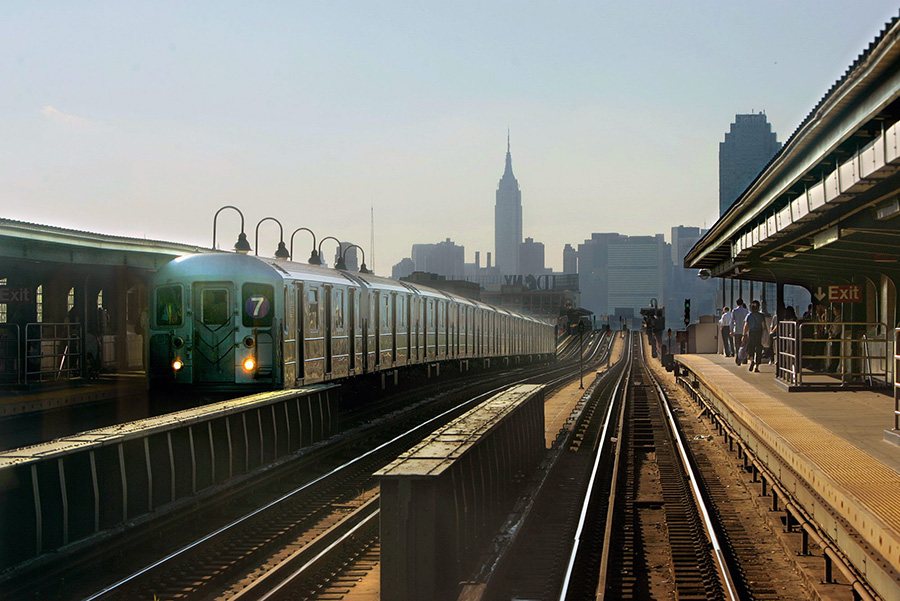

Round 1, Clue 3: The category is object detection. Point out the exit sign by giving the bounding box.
[0,287,31,304]
[828,285,861,303]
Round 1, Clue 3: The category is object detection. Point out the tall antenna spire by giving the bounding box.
[370,204,375,272]
[507,127,510,153]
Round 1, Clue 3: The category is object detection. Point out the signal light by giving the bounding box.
[243,357,256,372]
[172,359,184,371]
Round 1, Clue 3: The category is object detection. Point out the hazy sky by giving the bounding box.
[3,2,899,272]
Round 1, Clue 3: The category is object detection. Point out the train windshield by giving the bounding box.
[156,285,183,326]
[201,289,230,326]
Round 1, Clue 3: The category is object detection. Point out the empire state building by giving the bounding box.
[495,134,522,275]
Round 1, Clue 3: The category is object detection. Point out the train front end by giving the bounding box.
[148,253,283,390]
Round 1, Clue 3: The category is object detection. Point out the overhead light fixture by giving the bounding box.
[813,225,839,249]
[875,197,900,220]
[874,254,898,263]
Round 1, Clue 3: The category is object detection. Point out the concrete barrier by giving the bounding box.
[377,384,545,601]
[0,384,337,570]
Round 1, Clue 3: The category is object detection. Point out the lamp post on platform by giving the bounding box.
[289,227,320,264]
[212,205,251,253]
[318,236,343,269]
[340,244,371,274]
[254,217,290,260]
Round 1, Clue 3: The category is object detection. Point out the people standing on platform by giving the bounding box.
[743,300,766,372]
[802,304,814,321]
[719,307,734,356]
[731,299,749,365]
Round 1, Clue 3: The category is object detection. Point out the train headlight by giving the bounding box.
[242,357,256,372]
[172,358,184,371]
[243,336,255,348]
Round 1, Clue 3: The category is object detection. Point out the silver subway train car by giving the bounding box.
[147,253,555,389]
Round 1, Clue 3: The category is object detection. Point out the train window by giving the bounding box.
[242,283,274,327]
[308,288,319,332]
[156,285,183,326]
[382,294,390,331]
[334,289,344,330]
[397,295,405,328]
[201,289,229,326]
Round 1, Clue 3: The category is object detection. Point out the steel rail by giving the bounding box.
[642,339,741,601]
[558,332,631,601]
[80,339,608,601]
[240,356,604,601]
[594,363,629,599]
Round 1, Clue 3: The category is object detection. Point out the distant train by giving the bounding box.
[147,252,556,389]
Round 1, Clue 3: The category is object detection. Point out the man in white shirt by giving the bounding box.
[719,307,733,356]
[730,299,749,365]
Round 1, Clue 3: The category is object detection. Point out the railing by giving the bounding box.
[25,323,82,383]
[776,321,799,385]
[894,328,900,431]
[0,324,21,385]
[776,320,888,388]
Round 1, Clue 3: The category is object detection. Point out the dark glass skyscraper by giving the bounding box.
[719,113,781,216]
[495,134,522,275]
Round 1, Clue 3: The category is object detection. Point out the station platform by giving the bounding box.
[0,373,148,418]
[674,352,900,599]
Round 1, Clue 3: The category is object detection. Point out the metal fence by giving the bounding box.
[776,320,889,388]
[894,328,900,431]
[0,324,21,385]
[25,323,82,383]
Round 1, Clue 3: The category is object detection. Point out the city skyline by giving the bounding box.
[3,3,899,273]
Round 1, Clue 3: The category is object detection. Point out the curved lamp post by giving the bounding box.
[290,227,320,264]
[341,244,371,274]
[255,217,290,260]
[213,205,251,253]
[318,236,344,269]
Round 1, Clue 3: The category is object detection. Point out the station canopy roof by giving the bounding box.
[0,218,210,270]
[685,15,900,289]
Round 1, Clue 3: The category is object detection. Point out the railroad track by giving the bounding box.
[580,334,739,600]
[7,332,611,601]
[480,332,750,601]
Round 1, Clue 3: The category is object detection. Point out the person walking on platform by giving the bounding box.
[743,300,766,372]
[719,307,734,356]
[731,299,749,365]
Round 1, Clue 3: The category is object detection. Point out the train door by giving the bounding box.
[382,292,391,366]
[283,286,296,383]
[192,283,235,383]
[324,285,333,375]
[422,298,428,359]
[407,294,413,363]
[410,296,418,362]
[349,289,356,372]
[454,305,460,357]
[361,288,370,373]
[294,283,304,380]
[391,293,397,364]
[373,291,380,368]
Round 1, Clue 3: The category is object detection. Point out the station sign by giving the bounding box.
[0,286,31,304]
[828,285,861,303]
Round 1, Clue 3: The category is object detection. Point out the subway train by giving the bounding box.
[147,252,556,389]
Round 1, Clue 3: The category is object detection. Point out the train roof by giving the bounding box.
[153,252,282,283]
[158,252,553,326]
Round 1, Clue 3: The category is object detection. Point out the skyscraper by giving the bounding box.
[495,133,522,275]
[563,244,578,275]
[518,237,546,276]
[719,113,781,216]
